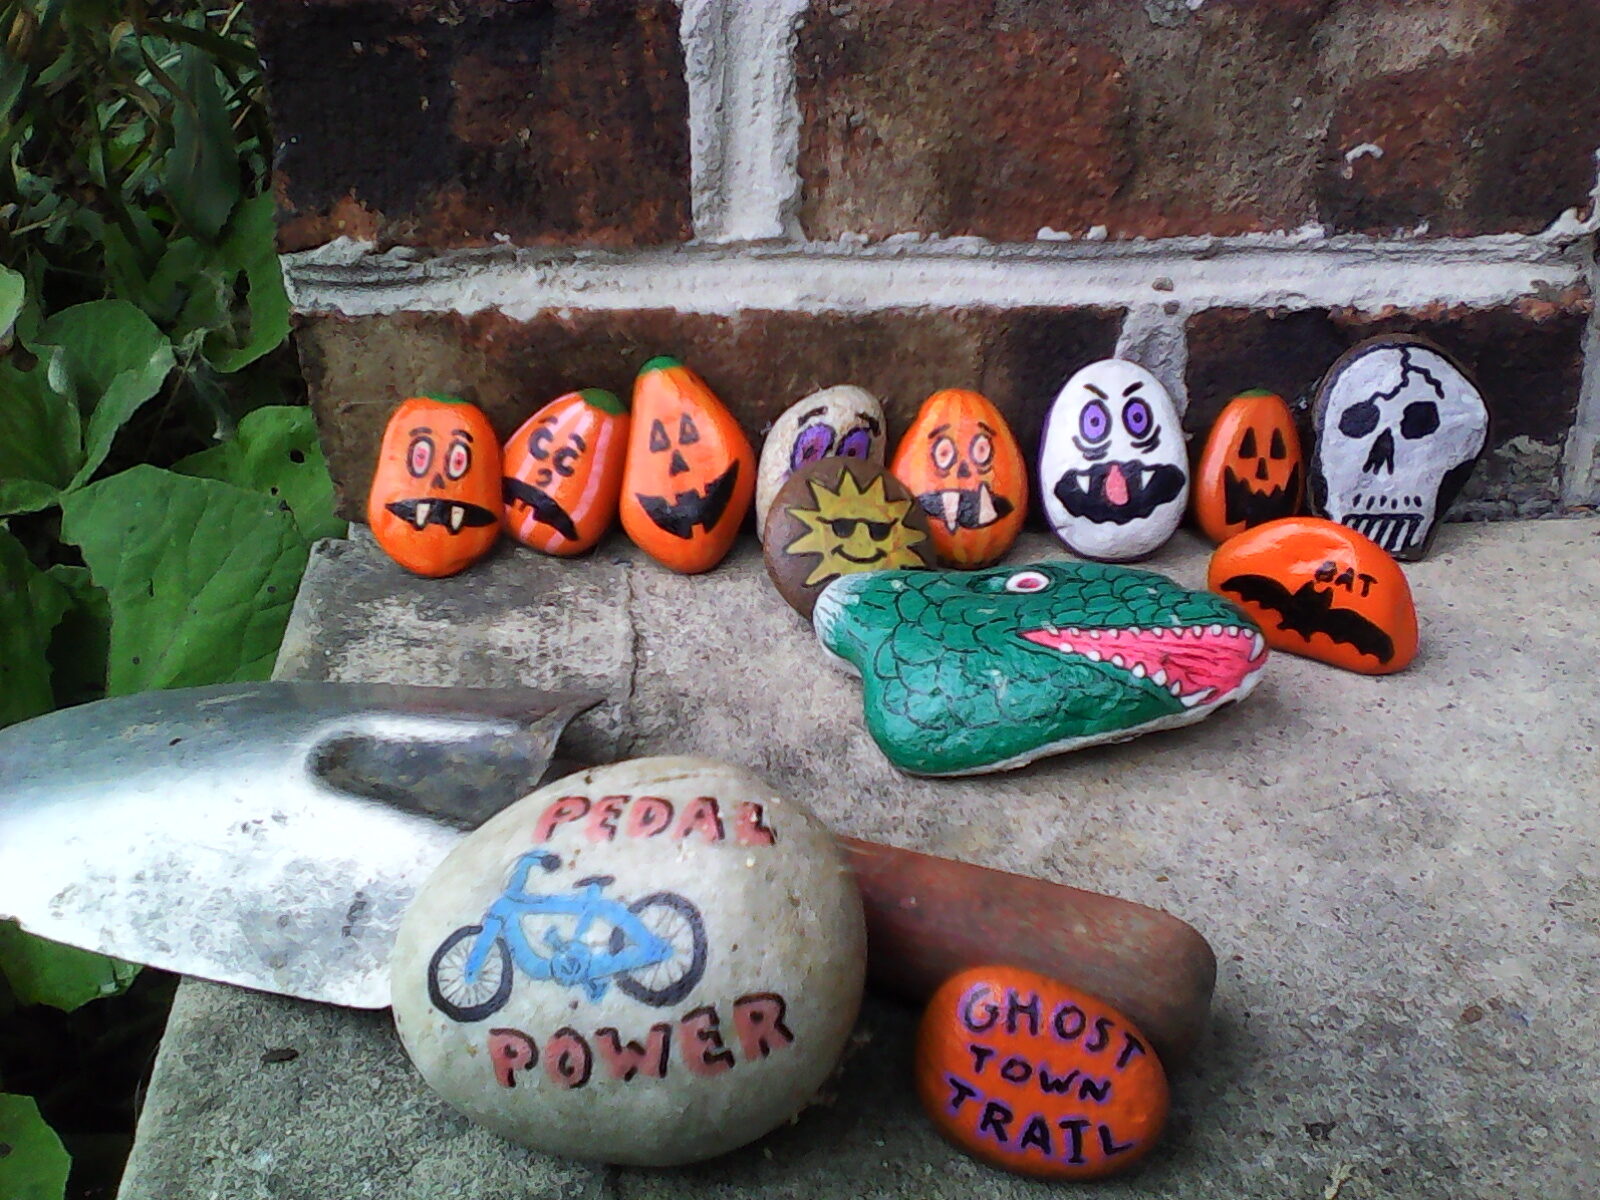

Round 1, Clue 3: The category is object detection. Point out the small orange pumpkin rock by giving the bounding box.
[890,389,1026,568]
[367,394,501,577]
[619,356,755,574]
[1194,390,1304,544]
[917,965,1169,1181]
[502,388,629,556]
[1208,516,1418,674]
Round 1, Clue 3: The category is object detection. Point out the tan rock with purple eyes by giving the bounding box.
[755,386,886,544]
[1039,360,1189,562]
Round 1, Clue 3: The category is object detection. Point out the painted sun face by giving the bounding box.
[367,394,501,577]
[762,457,933,617]
[1039,360,1188,562]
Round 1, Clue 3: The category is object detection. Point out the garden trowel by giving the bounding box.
[0,682,602,1009]
[0,681,1216,1062]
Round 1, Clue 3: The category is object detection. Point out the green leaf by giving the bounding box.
[0,530,71,728]
[58,466,310,695]
[175,406,347,542]
[0,1092,70,1200]
[165,44,241,242]
[0,266,23,346]
[0,923,138,1013]
[45,565,110,709]
[0,359,80,514]
[33,301,175,490]
[204,194,290,374]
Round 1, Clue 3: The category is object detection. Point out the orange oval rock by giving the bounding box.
[367,394,502,577]
[1208,516,1418,674]
[890,389,1026,569]
[502,388,630,556]
[916,966,1169,1181]
[619,356,755,574]
[1193,390,1304,544]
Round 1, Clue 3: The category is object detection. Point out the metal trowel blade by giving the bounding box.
[0,682,601,1008]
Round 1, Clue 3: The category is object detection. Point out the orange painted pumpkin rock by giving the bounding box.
[367,394,501,577]
[502,388,629,556]
[917,966,1169,1181]
[1194,390,1304,544]
[890,389,1026,568]
[1208,516,1418,674]
[619,357,755,574]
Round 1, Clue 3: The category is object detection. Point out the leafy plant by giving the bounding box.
[0,3,344,1195]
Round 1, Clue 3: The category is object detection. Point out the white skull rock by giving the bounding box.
[1311,337,1488,561]
[1039,359,1189,561]
[755,386,886,542]
[390,757,866,1166]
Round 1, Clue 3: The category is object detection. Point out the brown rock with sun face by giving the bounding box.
[763,457,935,619]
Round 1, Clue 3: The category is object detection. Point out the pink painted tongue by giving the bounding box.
[1104,463,1129,507]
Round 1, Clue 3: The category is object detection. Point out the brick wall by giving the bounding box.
[251,0,1600,524]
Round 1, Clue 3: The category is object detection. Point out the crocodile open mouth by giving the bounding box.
[1020,622,1268,708]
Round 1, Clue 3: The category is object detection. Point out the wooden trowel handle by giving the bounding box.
[838,836,1216,1067]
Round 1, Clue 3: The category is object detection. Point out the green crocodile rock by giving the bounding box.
[812,561,1269,776]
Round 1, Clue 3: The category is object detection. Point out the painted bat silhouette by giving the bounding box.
[1219,573,1394,664]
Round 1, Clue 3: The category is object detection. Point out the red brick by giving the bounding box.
[796,0,1600,241]
[251,0,690,251]
[1184,291,1592,516]
[294,306,1123,519]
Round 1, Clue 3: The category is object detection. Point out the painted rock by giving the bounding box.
[1310,335,1488,560]
[1039,360,1189,562]
[619,357,755,574]
[813,561,1268,776]
[889,389,1026,569]
[367,394,501,577]
[390,757,866,1166]
[754,385,886,543]
[502,388,630,556]
[1208,516,1418,674]
[762,457,935,619]
[917,966,1169,1181]
[1193,390,1304,544]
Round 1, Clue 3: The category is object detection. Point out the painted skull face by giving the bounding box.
[1311,337,1487,561]
[754,386,886,543]
[1040,360,1188,561]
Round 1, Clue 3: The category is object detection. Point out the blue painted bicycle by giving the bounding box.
[426,849,708,1022]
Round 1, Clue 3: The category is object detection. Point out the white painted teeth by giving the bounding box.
[1150,669,1168,686]
[413,501,431,529]
[1110,654,1126,668]
[1251,632,1266,660]
[1208,624,1223,636]
[940,490,960,532]
[1085,650,1102,663]
[1131,663,1146,677]
[1168,681,1183,696]
[1180,687,1216,709]
[976,484,997,526]
[1149,627,1164,639]
[1042,623,1061,637]
[448,504,465,532]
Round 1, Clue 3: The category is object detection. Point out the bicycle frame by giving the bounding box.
[461,850,673,1001]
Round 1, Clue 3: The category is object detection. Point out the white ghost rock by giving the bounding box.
[755,386,886,542]
[1310,336,1487,560]
[1039,360,1189,561]
[390,757,866,1166]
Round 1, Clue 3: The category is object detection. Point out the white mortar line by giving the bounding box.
[284,236,1587,321]
[684,0,807,243]
[1560,239,1600,508]
[1115,304,1190,416]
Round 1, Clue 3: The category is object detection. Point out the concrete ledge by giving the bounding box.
[121,519,1600,1199]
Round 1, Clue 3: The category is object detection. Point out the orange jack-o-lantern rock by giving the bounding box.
[502,388,630,557]
[619,356,755,573]
[367,394,502,577]
[1193,390,1304,545]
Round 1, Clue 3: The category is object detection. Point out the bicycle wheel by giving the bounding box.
[611,892,708,1007]
[427,924,513,1022]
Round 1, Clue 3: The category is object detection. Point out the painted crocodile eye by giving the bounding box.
[1005,569,1050,593]
[1079,400,1110,443]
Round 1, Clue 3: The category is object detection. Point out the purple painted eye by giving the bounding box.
[1079,400,1110,443]
[1123,398,1152,438]
[1005,569,1050,593]
[837,427,873,459]
[791,423,834,472]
